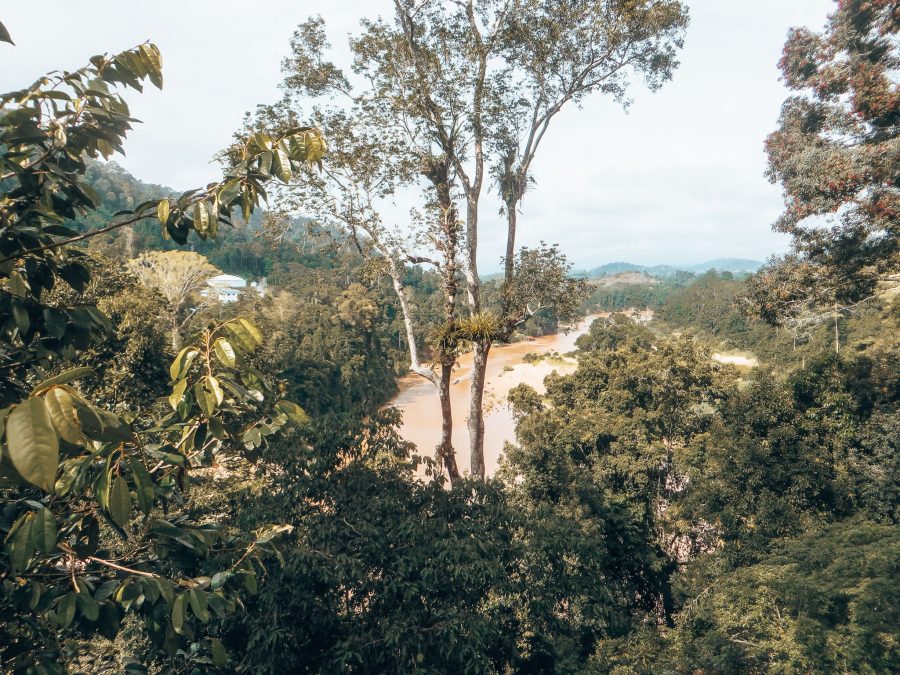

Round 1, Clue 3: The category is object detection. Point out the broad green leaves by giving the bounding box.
[43,387,83,445]
[5,508,57,571]
[6,398,59,491]
[170,347,199,380]
[0,42,319,672]
[157,198,170,226]
[169,378,188,411]
[275,400,310,426]
[108,475,132,528]
[213,338,236,367]
[30,367,95,397]
[223,318,263,350]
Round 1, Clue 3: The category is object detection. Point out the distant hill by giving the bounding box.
[578,258,763,279]
[686,258,763,274]
[588,271,659,287]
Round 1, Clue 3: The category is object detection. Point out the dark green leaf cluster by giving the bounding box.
[0,45,321,672]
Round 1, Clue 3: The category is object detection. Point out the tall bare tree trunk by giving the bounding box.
[438,361,459,479]
[469,340,488,477]
[171,315,181,352]
[834,302,840,354]
[464,194,489,477]
[424,157,461,483]
[504,199,517,286]
[388,258,435,386]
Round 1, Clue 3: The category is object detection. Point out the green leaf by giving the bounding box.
[211,638,228,667]
[156,199,170,225]
[58,592,77,628]
[169,378,188,411]
[43,387,83,445]
[28,582,42,610]
[171,593,187,634]
[95,463,111,511]
[210,571,230,589]
[139,43,163,89]
[6,512,35,572]
[76,591,100,622]
[32,507,57,554]
[237,318,263,346]
[59,261,92,293]
[207,376,224,406]
[115,579,143,610]
[6,398,59,492]
[258,150,273,176]
[193,201,209,233]
[293,128,327,163]
[0,20,14,45]
[193,382,214,417]
[30,367,94,396]
[241,190,252,222]
[43,309,67,338]
[89,409,134,443]
[208,417,228,440]
[108,474,132,528]
[128,458,155,515]
[223,321,254,350]
[243,572,258,595]
[188,588,210,623]
[212,338,236,368]
[98,602,121,639]
[252,132,272,151]
[273,144,292,182]
[207,199,219,238]
[255,523,294,544]
[155,579,175,607]
[72,397,104,438]
[275,400,310,425]
[170,347,199,381]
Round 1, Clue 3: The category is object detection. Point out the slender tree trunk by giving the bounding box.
[388,258,437,386]
[504,198,516,286]
[463,194,490,477]
[469,340,489,477]
[171,315,181,352]
[438,361,459,480]
[834,303,840,354]
[463,196,481,311]
[425,157,461,483]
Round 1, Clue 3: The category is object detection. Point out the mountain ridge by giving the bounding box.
[575,258,763,279]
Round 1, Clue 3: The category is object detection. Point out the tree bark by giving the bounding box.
[834,303,840,354]
[464,194,490,477]
[468,339,489,477]
[424,157,462,483]
[388,258,437,386]
[171,315,181,352]
[438,361,459,480]
[504,197,516,286]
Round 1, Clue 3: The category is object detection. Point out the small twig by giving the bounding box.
[0,211,152,264]
[86,556,159,578]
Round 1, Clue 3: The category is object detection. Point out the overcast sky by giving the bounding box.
[2,0,835,271]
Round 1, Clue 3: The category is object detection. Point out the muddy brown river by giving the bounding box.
[389,315,600,477]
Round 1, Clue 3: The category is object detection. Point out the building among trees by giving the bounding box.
[204,274,267,303]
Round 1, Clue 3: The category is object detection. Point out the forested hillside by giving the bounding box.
[1,1,897,673]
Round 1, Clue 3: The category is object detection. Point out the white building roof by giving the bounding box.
[207,274,247,288]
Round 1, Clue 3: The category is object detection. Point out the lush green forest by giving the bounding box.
[1,1,897,673]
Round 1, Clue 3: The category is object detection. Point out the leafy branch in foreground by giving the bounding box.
[0,44,320,672]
